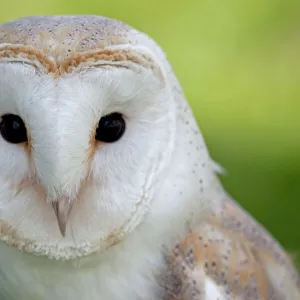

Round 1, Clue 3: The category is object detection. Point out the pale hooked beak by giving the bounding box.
[52,198,74,237]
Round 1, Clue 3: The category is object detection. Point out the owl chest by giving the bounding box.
[0,241,167,300]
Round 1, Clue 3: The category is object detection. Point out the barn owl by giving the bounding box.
[0,15,299,300]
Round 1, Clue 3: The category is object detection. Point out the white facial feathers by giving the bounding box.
[0,50,177,256]
[0,16,214,260]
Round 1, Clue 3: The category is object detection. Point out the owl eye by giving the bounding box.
[95,112,126,143]
[0,114,28,144]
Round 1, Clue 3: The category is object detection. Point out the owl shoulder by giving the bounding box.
[162,199,300,299]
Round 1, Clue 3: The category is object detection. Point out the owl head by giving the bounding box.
[0,16,217,259]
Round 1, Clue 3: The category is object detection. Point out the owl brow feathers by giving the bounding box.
[0,44,164,78]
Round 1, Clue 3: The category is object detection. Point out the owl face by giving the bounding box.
[0,36,176,257]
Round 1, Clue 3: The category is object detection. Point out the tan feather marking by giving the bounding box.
[58,49,157,74]
[105,232,122,247]
[87,125,97,167]
[219,199,300,289]
[164,217,297,299]
[179,232,203,264]
[0,45,159,77]
[201,219,269,297]
[0,45,57,74]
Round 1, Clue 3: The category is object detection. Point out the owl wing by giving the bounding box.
[163,198,300,300]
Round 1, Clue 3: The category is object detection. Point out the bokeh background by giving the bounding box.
[1,0,299,265]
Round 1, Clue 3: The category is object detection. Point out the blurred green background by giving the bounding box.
[1,0,299,265]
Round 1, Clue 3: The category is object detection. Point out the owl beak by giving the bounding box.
[52,198,74,237]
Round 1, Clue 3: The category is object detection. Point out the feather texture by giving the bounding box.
[163,198,300,299]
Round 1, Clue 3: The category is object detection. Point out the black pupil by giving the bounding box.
[0,113,124,145]
[96,113,125,143]
[0,114,28,144]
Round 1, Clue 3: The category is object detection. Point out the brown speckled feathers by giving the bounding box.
[163,197,300,299]
[0,16,157,76]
